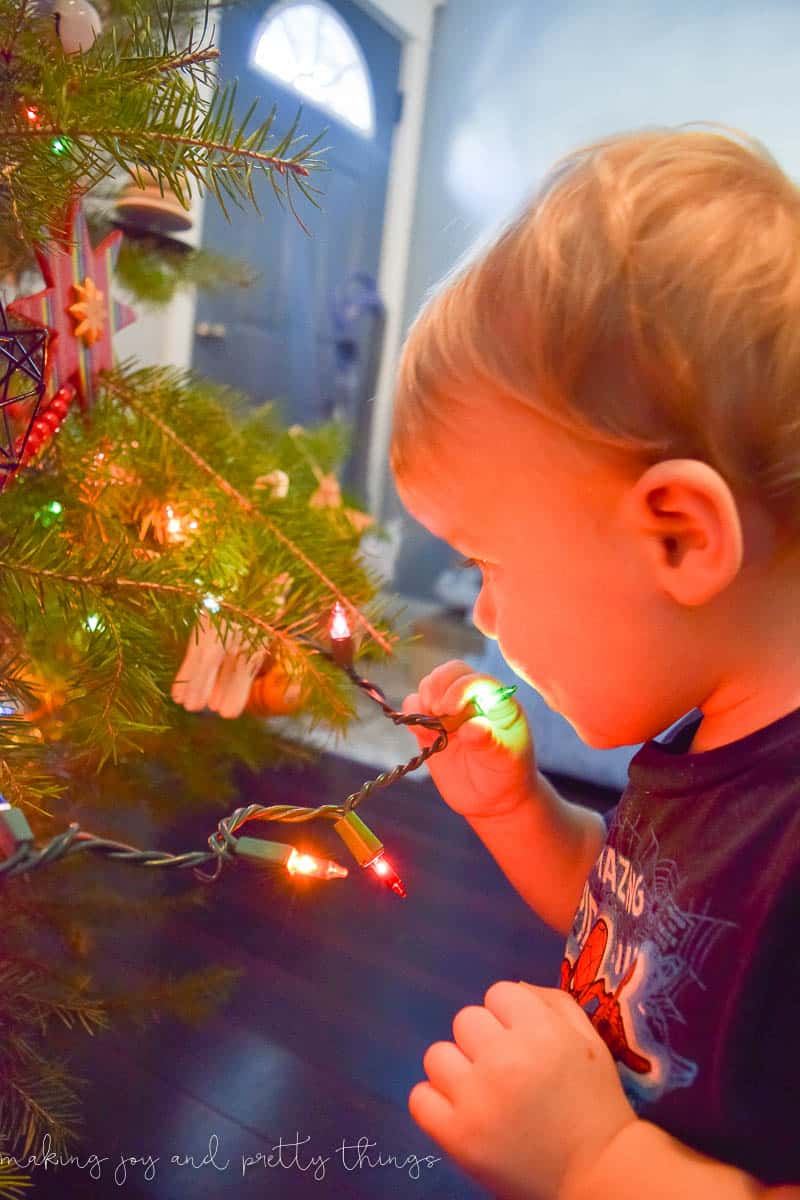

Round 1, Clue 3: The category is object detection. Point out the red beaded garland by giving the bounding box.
[41,410,62,434]
[12,383,77,467]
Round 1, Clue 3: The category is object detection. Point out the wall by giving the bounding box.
[389,0,800,599]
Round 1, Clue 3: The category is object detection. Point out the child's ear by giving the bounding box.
[624,459,744,607]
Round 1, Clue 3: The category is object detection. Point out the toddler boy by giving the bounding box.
[392,126,800,1199]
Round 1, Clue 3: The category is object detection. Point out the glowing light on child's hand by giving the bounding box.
[468,682,517,717]
[439,682,519,731]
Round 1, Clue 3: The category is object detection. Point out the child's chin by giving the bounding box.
[561,710,623,749]
[579,729,624,749]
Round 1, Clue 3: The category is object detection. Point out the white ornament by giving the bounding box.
[172,612,266,719]
[50,0,102,54]
[309,472,341,509]
[253,469,289,499]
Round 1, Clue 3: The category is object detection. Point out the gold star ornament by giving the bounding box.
[68,276,106,347]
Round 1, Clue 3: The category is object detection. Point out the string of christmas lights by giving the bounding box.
[0,603,516,899]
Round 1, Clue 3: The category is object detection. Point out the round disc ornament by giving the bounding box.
[45,0,103,53]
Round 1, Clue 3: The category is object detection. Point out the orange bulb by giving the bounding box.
[286,847,348,880]
[164,504,185,542]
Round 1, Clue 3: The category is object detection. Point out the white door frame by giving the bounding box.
[152,0,443,522]
[354,0,445,519]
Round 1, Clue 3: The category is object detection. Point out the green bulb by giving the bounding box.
[84,613,103,633]
[51,136,70,156]
[35,499,64,528]
[469,682,518,718]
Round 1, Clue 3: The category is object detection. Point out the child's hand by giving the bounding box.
[409,980,638,1200]
[402,660,537,820]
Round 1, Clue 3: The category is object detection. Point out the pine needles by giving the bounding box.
[0,0,327,270]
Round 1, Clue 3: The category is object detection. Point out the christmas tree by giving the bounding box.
[0,0,400,1181]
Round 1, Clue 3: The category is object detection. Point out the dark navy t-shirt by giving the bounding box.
[560,705,800,1185]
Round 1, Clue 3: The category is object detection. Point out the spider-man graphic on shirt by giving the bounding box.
[560,811,737,1108]
[560,917,651,1074]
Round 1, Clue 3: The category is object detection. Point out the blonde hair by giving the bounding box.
[391,124,800,536]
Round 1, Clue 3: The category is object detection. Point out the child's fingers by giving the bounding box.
[408,1079,454,1143]
[532,985,605,1042]
[439,672,509,720]
[401,691,445,748]
[418,660,483,712]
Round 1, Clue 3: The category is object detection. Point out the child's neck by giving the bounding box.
[688,683,800,753]
[688,548,800,753]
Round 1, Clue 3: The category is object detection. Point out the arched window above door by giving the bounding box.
[251,1,376,138]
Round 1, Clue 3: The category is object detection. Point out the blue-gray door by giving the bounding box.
[192,0,402,432]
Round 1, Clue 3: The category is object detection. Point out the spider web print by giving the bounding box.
[565,808,738,1107]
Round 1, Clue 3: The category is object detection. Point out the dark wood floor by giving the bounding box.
[32,752,618,1200]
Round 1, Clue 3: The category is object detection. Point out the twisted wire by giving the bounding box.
[0,824,219,879]
[1,640,458,885]
[341,730,448,813]
[305,639,452,813]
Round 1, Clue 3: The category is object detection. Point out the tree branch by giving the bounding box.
[1,127,310,178]
[108,385,395,655]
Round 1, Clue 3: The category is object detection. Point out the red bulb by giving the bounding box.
[368,853,407,898]
[330,601,351,640]
[328,601,354,667]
